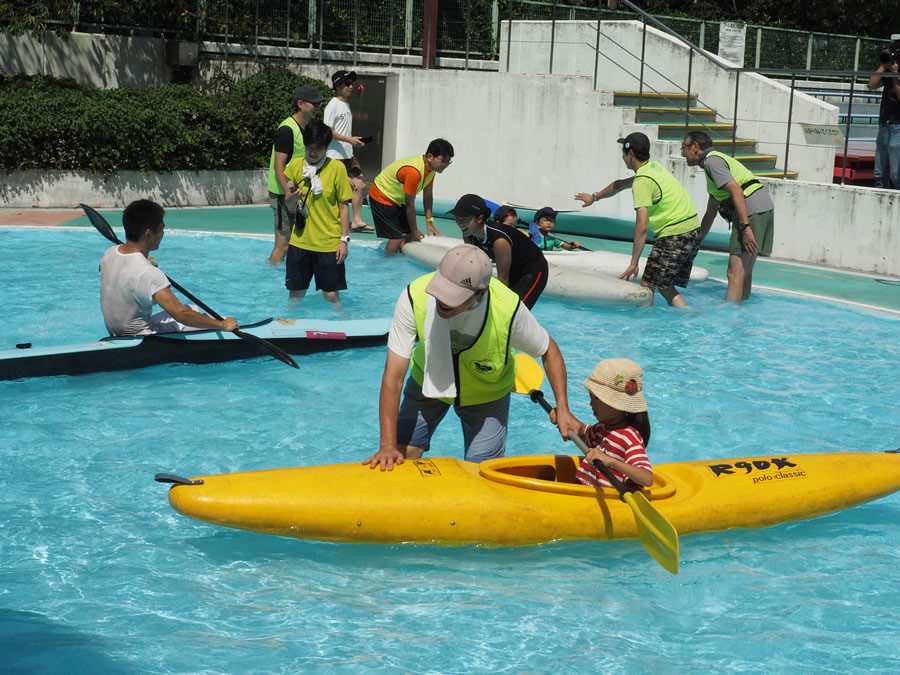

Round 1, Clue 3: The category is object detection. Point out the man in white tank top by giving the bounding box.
[99,200,238,336]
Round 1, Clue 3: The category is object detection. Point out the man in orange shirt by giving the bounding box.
[368,138,454,255]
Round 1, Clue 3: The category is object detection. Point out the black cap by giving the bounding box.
[331,70,357,88]
[617,132,651,160]
[293,85,324,104]
[534,206,558,221]
[447,194,492,218]
[493,205,517,221]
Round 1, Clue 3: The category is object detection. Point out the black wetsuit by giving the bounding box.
[466,222,549,309]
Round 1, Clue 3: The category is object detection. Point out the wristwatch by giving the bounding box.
[340,235,351,243]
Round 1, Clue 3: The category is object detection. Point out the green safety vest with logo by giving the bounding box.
[702,150,763,207]
[408,275,519,406]
[633,161,698,238]
[267,116,305,195]
[373,154,435,206]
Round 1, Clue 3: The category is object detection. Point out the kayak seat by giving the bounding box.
[480,455,677,499]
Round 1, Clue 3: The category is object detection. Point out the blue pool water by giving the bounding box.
[2,227,900,673]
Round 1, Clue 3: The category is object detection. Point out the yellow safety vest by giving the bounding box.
[408,275,519,406]
[373,154,434,205]
[633,161,698,238]
[267,116,305,195]
[703,150,763,203]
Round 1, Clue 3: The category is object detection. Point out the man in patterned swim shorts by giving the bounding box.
[575,132,702,307]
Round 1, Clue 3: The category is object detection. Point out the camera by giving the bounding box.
[879,49,899,64]
[879,35,900,64]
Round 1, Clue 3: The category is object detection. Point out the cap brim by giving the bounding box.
[425,273,475,307]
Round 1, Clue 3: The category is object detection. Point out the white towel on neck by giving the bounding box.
[420,297,456,399]
[302,160,324,195]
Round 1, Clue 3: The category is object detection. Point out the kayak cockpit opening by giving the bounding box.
[479,454,674,499]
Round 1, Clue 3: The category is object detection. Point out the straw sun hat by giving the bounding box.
[582,358,647,413]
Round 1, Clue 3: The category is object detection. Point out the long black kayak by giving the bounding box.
[1,317,390,381]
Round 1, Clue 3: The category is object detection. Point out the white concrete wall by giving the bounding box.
[0,31,171,88]
[1,170,266,208]
[500,20,839,185]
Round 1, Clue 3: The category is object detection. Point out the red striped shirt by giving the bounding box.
[575,425,651,488]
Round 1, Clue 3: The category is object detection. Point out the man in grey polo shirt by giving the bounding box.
[682,131,775,304]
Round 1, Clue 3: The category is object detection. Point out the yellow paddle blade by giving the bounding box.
[623,491,680,575]
[514,352,544,394]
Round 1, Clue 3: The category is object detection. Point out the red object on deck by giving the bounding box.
[834,152,875,186]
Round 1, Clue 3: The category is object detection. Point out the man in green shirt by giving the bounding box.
[575,132,701,307]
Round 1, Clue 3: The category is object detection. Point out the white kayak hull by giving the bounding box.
[403,240,653,306]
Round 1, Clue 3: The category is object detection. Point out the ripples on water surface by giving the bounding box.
[2,227,899,673]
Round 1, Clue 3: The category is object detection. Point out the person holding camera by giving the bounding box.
[283,121,353,310]
[867,35,900,189]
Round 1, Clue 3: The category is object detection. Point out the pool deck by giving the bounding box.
[5,205,898,315]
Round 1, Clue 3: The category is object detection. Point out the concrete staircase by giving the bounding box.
[614,91,798,179]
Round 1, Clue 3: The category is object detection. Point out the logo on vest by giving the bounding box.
[472,361,494,373]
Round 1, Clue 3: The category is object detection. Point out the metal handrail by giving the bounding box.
[614,0,896,183]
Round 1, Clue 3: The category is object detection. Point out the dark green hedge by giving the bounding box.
[0,67,331,175]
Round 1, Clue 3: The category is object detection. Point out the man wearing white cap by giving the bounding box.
[364,244,577,470]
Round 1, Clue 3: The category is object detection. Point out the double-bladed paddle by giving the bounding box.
[81,203,298,369]
[544,232,591,251]
[513,352,679,575]
[512,219,591,251]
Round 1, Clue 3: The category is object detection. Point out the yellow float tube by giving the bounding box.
[162,451,900,546]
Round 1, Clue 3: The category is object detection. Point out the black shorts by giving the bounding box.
[340,157,363,179]
[369,198,412,240]
[510,262,549,309]
[642,228,702,290]
[285,246,347,293]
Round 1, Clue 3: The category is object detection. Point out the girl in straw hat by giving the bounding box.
[553,358,653,488]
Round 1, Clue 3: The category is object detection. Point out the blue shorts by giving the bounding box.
[396,376,510,463]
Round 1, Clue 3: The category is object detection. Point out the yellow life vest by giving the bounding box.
[373,154,434,205]
[633,161,698,238]
[267,115,305,195]
[408,275,519,406]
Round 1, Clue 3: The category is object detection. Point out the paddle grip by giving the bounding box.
[530,390,553,414]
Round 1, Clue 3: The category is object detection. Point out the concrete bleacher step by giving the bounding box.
[614,91,698,108]
[754,169,799,179]
[612,90,797,180]
[730,154,778,171]
[635,106,716,124]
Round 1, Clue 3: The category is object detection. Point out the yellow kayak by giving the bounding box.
[161,451,900,546]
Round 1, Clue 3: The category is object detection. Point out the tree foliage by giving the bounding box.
[4,1,900,44]
[0,68,330,174]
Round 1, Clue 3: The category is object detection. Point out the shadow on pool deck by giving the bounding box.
[18,204,900,314]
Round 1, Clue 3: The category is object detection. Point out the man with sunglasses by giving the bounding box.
[266,85,325,265]
[364,243,577,470]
